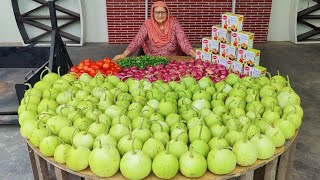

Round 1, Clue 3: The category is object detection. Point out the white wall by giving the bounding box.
[267,0,291,41]
[0,0,107,45]
[0,0,23,45]
[83,0,108,42]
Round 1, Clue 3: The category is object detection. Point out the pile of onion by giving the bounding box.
[116,59,229,83]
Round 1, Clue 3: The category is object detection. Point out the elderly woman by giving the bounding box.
[112,1,196,61]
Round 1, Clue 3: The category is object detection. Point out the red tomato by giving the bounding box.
[70,66,79,72]
[78,70,85,75]
[82,65,89,72]
[83,65,93,73]
[97,60,104,68]
[89,69,97,77]
[77,65,84,70]
[97,69,105,75]
[109,65,115,70]
[83,58,92,63]
[87,67,93,72]
[91,64,100,70]
[116,66,121,71]
[103,63,110,70]
[104,58,111,63]
[105,70,112,75]
[84,61,91,66]
[79,61,85,66]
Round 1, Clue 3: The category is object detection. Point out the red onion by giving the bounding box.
[117,59,229,83]
[220,70,228,75]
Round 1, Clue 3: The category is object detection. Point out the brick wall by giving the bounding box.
[106,0,272,44]
[236,0,272,42]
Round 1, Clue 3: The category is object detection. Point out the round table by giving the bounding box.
[25,55,298,180]
[26,130,298,180]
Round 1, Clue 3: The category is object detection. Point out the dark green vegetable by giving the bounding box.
[116,55,169,69]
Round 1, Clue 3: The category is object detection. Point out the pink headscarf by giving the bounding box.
[144,1,174,48]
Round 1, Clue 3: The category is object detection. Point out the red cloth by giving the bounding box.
[145,1,174,48]
[126,1,193,56]
[127,19,193,56]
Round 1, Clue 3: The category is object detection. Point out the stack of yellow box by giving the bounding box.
[195,12,267,78]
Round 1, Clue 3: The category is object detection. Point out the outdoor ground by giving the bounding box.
[0,42,319,179]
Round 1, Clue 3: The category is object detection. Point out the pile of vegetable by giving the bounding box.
[116,55,169,70]
[117,59,229,83]
[69,58,121,77]
[18,66,302,179]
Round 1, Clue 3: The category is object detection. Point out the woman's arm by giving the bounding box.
[113,23,148,61]
[174,19,195,57]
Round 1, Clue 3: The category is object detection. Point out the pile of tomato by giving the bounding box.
[69,57,122,77]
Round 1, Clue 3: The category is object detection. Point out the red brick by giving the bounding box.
[107,0,271,44]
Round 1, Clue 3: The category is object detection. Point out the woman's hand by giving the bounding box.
[189,49,196,58]
[112,49,130,62]
[112,54,126,62]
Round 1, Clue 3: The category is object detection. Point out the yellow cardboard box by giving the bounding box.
[219,43,237,62]
[202,37,220,54]
[221,12,244,32]
[212,25,231,44]
[231,61,244,75]
[243,65,266,78]
[236,48,260,66]
[196,48,212,62]
[231,31,254,50]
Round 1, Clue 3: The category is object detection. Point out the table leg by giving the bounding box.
[240,170,254,180]
[54,166,69,180]
[27,144,39,180]
[287,138,297,180]
[264,157,279,180]
[277,138,297,180]
[34,152,50,180]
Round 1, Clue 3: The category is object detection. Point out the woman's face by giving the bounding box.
[153,7,167,25]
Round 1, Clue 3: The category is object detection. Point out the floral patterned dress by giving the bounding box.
[127,18,193,56]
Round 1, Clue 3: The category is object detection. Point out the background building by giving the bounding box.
[0,0,299,45]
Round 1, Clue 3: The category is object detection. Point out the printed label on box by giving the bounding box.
[251,66,266,78]
[231,31,254,50]
[212,25,231,44]
[202,37,220,54]
[222,12,244,32]
[217,55,227,67]
[202,51,212,62]
[231,32,239,47]
[211,40,220,54]
[226,59,232,70]
[246,49,260,66]
[243,65,252,76]
[220,43,237,62]
[196,48,202,60]
[212,26,219,41]
[212,54,219,64]
[236,48,260,66]
[243,65,266,78]
[196,48,212,62]
[226,44,237,61]
[202,38,210,52]
[237,49,246,64]
[218,27,230,44]
[220,43,227,58]
[231,61,243,75]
